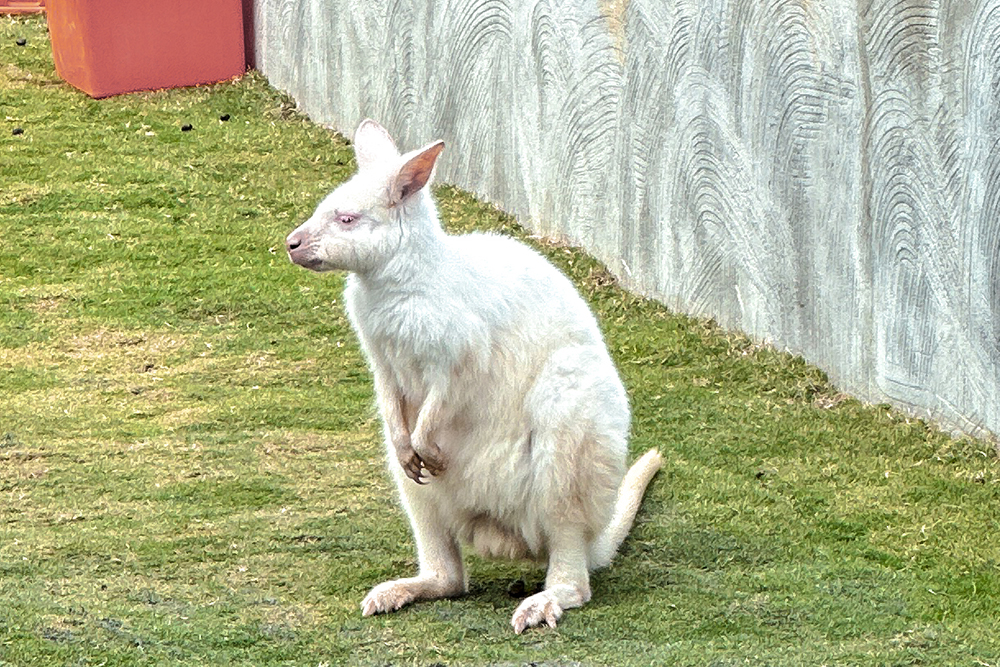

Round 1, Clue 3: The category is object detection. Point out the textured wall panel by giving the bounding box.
[252,0,1000,440]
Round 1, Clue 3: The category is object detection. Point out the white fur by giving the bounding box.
[286,120,662,633]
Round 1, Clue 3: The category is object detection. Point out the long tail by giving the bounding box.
[589,448,663,570]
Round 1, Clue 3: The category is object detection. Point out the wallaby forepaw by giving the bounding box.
[361,580,415,617]
[511,592,563,633]
[415,441,446,477]
[398,443,446,483]
[396,447,426,484]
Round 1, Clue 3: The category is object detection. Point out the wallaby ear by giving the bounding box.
[354,119,400,170]
[391,141,445,206]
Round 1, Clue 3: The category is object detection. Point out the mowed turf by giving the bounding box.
[2,14,999,666]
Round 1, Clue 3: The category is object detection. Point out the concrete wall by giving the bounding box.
[250,0,1000,441]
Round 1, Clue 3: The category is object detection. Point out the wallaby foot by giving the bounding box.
[362,575,464,616]
[511,582,591,633]
[363,494,465,616]
[511,526,591,633]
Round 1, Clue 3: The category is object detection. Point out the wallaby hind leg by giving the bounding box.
[362,489,466,616]
[511,524,591,633]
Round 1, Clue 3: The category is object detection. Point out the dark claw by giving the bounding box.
[415,448,445,477]
[399,446,445,484]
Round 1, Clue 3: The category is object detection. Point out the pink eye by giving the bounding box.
[335,213,358,226]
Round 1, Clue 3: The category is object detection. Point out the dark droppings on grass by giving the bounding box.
[41,627,77,644]
[506,579,526,598]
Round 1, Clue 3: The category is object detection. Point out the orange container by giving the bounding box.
[46,0,245,98]
[0,0,45,13]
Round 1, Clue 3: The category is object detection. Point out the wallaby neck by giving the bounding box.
[355,195,448,291]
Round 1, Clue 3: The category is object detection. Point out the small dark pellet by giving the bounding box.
[181,124,193,132]
[507,579,527,598]
[12,127,24,136]
[219,114,231,122]
[16,38,27,46]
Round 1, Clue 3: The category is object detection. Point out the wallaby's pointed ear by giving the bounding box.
[354,119,400,169]
[391,141,445,206]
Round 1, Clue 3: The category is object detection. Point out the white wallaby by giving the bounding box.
[286,119,662,633]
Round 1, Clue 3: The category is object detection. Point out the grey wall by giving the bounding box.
[251,0,1000,441]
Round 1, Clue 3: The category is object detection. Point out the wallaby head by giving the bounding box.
[286,119,445,274]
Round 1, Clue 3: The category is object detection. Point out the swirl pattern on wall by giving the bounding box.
[252,0,1000,440]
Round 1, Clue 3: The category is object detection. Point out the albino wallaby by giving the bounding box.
[286,119,662,633]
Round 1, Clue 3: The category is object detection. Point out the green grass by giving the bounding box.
[2,14,999,666]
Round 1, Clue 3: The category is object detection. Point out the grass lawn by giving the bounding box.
[2,13,999,666]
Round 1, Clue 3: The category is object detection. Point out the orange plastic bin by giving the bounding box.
[46,0,245,98]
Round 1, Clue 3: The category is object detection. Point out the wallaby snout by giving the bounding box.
[286,229,320,271]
